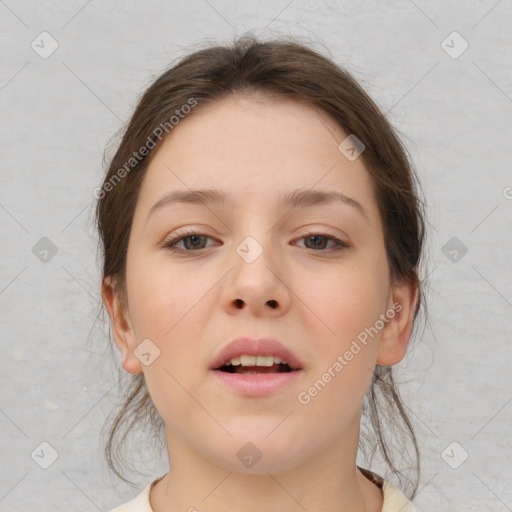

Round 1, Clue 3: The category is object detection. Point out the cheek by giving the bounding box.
[293,270,384,427]
[124,252,209,426]
[124,249,217,389]
[300,259,390,346]
[125,249,205,337]
[294,252,389,404]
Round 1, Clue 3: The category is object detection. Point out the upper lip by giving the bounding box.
[209,337,304,370]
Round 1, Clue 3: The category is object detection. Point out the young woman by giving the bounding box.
[97,36,425,512]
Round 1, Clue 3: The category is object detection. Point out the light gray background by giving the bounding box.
[1,1,511,511]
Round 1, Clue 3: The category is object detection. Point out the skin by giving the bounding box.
[102,92,418,512]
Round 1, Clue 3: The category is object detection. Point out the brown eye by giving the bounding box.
[294,233,350,252]
[164,231,215,252]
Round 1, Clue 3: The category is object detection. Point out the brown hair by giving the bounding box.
[96,35,426,498]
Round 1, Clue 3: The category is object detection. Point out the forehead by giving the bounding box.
[135,94,379,220]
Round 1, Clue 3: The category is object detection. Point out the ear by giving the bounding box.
[101,276,143,375]
[376,278,419,366]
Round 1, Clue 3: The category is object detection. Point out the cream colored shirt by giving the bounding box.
[109,470,419,512]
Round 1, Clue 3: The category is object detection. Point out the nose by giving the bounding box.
[220,236,291,318]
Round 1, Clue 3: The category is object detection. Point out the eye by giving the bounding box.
[293,232,350,252]
[163,230,217,253]
[163,230,350,255]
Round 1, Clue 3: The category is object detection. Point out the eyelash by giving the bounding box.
[163,229,350,254]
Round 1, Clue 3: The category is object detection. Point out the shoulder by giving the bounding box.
[107,476,164,512]
[358,466,420,512]
[381,479,420,512]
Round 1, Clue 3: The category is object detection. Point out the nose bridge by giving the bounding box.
[220,220,290,315]
[230,206,277,268]
[231,229,278,286]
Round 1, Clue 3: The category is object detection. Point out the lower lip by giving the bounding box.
[210,369,304,397]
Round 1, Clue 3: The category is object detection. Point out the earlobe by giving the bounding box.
[101,276,143,375]
[376,279,419,366]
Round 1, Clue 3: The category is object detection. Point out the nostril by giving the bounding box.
[267,300,277,308]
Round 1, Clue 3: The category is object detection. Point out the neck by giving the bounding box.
[150,417,383,512]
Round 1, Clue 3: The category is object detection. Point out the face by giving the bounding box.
[105,93,415,474]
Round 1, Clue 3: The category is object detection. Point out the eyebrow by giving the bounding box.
[145,187,367,225]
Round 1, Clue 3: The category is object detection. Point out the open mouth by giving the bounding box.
[215,355,299,374]
[211,352,303,396]
[217,362,294,374]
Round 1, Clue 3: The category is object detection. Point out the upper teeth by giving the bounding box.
[224,355,288,367]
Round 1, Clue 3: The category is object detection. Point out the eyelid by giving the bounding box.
[163,228,215,248]
[163,228,351,254]
[293,231,350,251]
